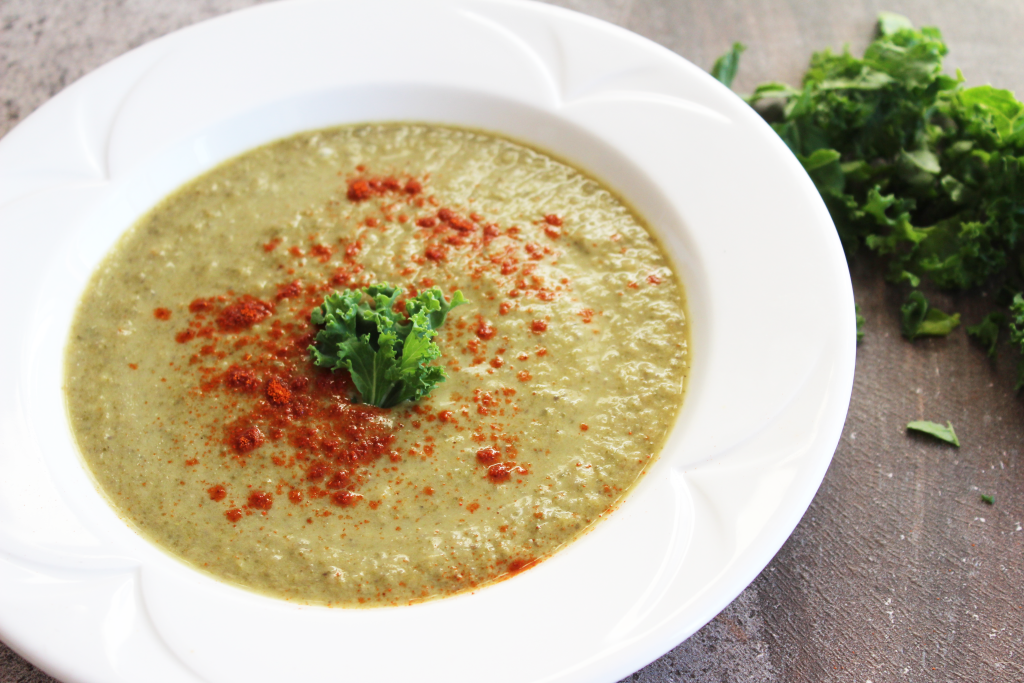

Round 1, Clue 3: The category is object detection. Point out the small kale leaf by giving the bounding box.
[900,290,960,340]
[711,42,746,89]
[309,284,466,407]
[907,420,960,447]
[966,312,1005,358]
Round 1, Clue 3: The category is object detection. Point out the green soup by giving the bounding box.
[65,124,689,606]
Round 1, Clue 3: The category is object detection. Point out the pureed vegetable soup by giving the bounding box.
[65,124,689,606]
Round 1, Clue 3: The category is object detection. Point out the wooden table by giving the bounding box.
[2,1,1023,680]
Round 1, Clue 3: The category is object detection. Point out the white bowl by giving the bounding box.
[0,1,854,681]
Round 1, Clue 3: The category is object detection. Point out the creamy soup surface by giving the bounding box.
[66,124,689,606]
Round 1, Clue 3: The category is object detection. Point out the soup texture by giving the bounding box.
[65,124,689,606]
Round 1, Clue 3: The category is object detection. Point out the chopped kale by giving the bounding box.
[716,15,1024,385]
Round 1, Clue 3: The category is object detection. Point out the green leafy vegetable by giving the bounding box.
[716,15,1024,386]
[309,284,466,408]
[711,42,746,89]
[980,494,995,505]
[900,291,960,340]
[877,11,913,37]
[906,420,960,447]
[967,312,1005,357]
[1010,293,1024,390]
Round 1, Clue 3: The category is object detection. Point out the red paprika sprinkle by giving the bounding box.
[404,179,422,195]
[475,320,496,340]
[580,423,589,431]
[307,462,329,481]
[544,214,563,226]
[189,297,215,313]
[207,485,227,502]
[326,471,350,489]
[347,178,373,202]
[425,245,447,261]
[507,557,536,573]
[247,491,273,510]
[531,319,548,333]
[265,377,292,406]
[226,366,260,392]
[288,489,303,504]
[310,243,335,262]
[217,296,273,332]
[232,425,265,454]
[175,329,196,344]
[476,446,501,463]
[225,508,243,523]
[647,273,663,285]
[438,208,476,232]
[153,307,172,320]
[517,371,532,382]
[330,490,359,507]
[276,280,303,300]
[486,462,524,483]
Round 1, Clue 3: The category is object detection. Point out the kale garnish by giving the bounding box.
[309,284,466,408]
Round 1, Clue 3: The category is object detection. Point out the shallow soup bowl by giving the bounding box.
[0,1,854,682]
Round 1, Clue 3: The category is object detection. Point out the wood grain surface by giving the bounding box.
[2,1,1023,681]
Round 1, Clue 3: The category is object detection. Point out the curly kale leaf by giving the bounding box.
[900,290,960,340]
[309,284,466,407]
[967,312,1005,358]
[1009,293,1024,390]
[724,14,1024,289]
[716,14,1024,385]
